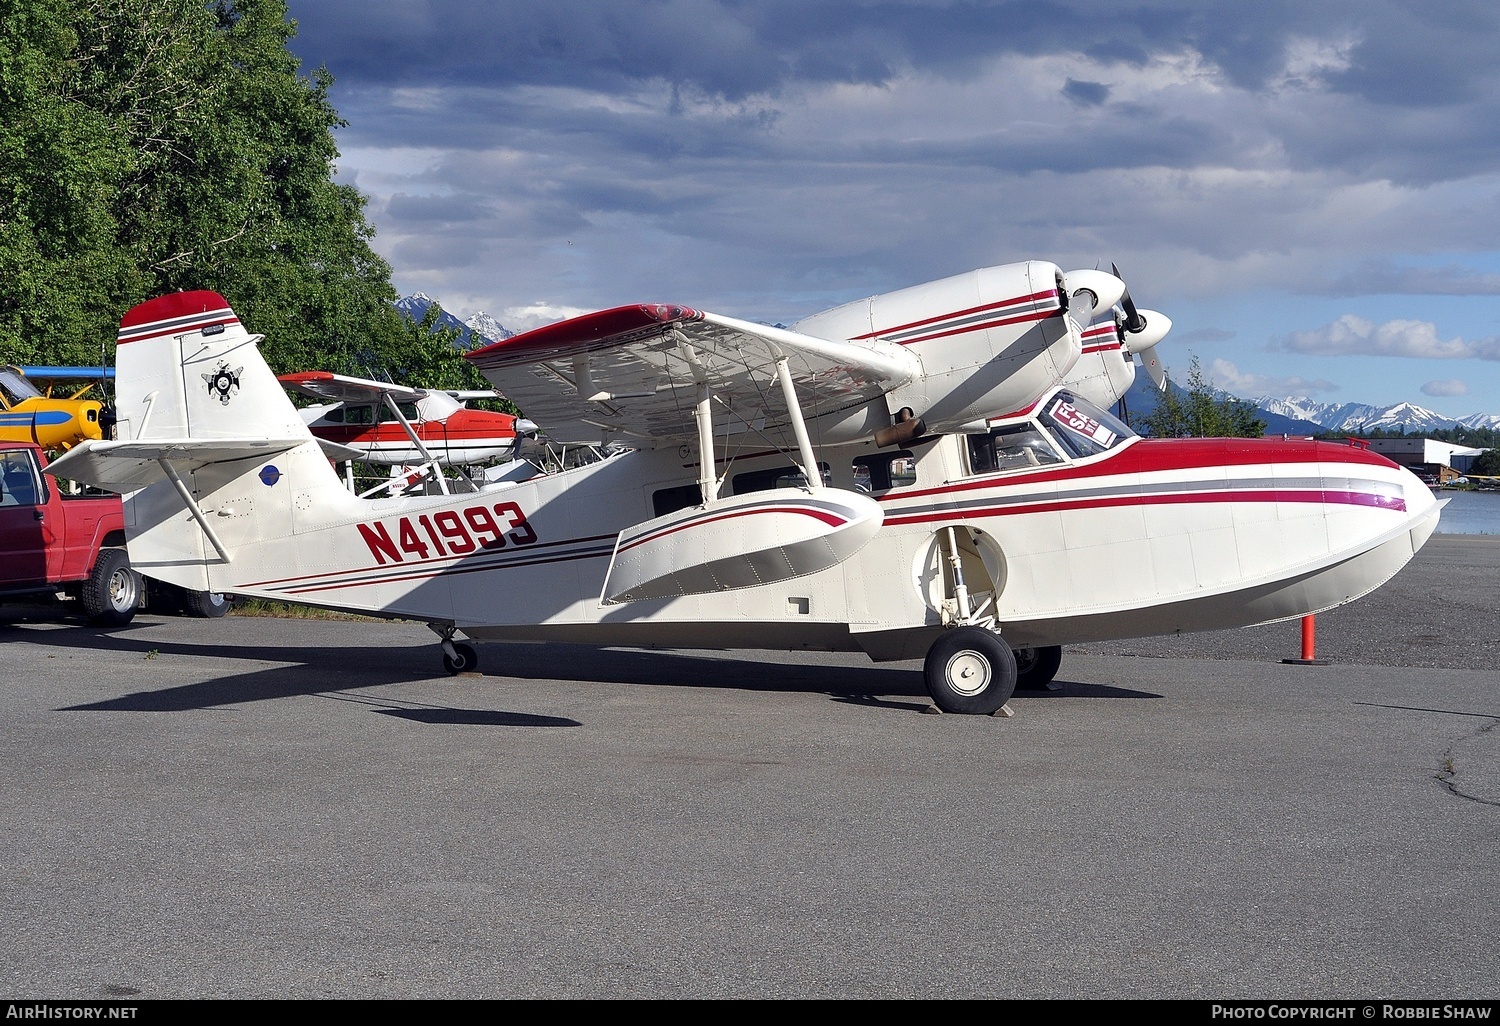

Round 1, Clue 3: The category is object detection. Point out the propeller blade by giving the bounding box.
[1142,350,1169,391]
[1111,263,1148,335]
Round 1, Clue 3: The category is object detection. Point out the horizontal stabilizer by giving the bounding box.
[312,437,366,464]
[44,436,306,493]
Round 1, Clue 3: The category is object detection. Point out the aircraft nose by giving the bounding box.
[82,402,104,440]
[1397,461,1439,518]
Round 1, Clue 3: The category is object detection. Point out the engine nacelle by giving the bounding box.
[1064,315,1137,412]
[792,261,1083,437]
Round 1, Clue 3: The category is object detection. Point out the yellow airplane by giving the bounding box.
[0,365,106,450]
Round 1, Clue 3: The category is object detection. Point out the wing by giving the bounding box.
[277,371,427,404]
[464,304,919,446]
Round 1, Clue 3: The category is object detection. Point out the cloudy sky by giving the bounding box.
[283,0,1500,418]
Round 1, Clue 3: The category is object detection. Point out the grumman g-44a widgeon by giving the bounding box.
[47,261,1441,714]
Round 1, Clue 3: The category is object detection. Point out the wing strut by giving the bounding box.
[375,393,478,495]
[774,357,822,492]
[693,381,718,506]
[158,458,232,563]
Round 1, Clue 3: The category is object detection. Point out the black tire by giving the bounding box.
[80,549,141,627]
[923,626,1017,714]
[1013,645,1063,690]
[182,589,231,618]
[443,641,479,675]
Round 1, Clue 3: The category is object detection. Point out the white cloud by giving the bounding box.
[500,302,592,331]
[1281,315,1475,359]
[1420,378,1469,397]
[1208,358,1338,396]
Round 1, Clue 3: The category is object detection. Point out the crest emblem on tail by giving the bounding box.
[203,363,242,404]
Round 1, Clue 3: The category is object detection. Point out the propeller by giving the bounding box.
[98,339,118,440]
[1111,263,1171,391]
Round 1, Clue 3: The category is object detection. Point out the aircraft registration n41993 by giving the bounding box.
[47,262,1441,715]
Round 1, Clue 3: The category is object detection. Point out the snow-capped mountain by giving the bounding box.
[1253,396,1497,434]
[394,293,512,348]
[464,311,513,343]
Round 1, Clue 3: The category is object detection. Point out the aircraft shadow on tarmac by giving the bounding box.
[10,617,1160,719]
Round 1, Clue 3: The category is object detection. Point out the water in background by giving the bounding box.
[1436,489,1500,535]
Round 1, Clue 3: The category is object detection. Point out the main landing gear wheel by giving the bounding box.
[442,642,479,676]
[923,626,1017,715]
[1013,645,1063,691]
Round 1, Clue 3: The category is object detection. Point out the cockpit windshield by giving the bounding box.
[1037,390,1136,459]
[0,367,43,406]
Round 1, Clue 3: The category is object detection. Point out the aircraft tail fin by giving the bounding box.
[45,292,348,593]
[112,291,313,445]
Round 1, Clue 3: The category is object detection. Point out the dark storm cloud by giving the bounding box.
[291,1,1500,185]
[1062,79,1110,106]
[284,1,1339,95]
[288,1,1496,100]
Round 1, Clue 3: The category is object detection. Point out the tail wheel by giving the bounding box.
[443,642,479,675]
[1013,645,1063,690]
[182,589,231,618]
[923,626,1016,715]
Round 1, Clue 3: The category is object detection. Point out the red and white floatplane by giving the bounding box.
[48,260,1439,714]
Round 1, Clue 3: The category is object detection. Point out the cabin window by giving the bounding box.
[966,425,1064,476]
[322,408,345,423]
[652,484,702,517]
[732,463,832,495]
[852,451,917,492]
[0,451,40,506]
[378,402,419,423]
[345,405,375,425]
[1037,390,1135,459]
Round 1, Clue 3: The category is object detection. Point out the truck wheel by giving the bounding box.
[81,549,141,627]
[182,589,231,618]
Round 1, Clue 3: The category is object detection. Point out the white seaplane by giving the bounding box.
[278,371,536,471]
[47,261,1441,714]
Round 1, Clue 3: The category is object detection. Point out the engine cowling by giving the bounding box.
[793,260,1085,438]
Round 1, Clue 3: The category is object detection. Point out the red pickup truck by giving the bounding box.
[0,441,227,624]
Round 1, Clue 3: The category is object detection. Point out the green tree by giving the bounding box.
[0,0,489,394]
[1470,449,1500,476]
[1141,356,1267,438]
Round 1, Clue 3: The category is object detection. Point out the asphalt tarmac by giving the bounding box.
[0,534,1495,1000]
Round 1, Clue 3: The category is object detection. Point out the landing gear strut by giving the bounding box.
[922,527,1016,715]
[429,623,480,675]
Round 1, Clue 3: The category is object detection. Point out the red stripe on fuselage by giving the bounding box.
[846,289,1058,342]
[887,438,1400,505]
[882,487,1406,527]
